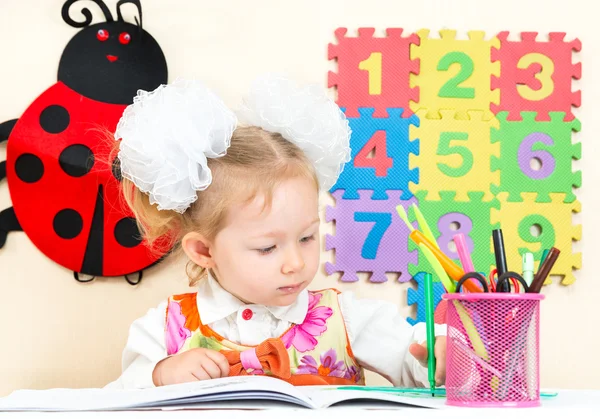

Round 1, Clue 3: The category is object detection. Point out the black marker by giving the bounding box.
[492,229,508,292]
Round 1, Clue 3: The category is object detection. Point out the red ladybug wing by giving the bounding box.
[102,164,164,276]
[6,82,164,276]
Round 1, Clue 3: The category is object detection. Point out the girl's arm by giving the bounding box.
[338,292,446,387]
[104,301,168,389]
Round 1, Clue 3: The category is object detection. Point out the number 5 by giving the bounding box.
[437,132,473,177]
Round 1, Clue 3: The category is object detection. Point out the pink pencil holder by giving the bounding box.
[442,293,545,407]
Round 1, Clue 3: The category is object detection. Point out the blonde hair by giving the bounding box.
[117,126,319,286]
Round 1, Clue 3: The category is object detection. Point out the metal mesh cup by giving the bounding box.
[442,293,544,407]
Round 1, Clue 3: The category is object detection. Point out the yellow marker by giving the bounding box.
[419,243,456,293]
[412,203,438,247]
[396,205,483,293]
[453,300,489,361]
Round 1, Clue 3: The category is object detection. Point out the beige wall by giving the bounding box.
[0,0,597,397]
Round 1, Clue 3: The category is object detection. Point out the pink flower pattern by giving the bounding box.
[281,293,333,352]
[344,365,362,383]
[165,300,191,355]
[297,349,346,378]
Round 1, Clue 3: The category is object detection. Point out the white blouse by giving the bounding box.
[105,275,446,390]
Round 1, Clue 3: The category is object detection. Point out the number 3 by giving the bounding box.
[517,53,554,101]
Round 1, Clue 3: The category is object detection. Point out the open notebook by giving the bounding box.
[0,376,452,411]
[0,376,560,411]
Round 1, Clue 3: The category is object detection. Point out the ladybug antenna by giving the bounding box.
[116,0,143,30]
[62,0,114,28]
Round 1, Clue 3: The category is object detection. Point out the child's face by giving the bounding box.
[210,176,321,307]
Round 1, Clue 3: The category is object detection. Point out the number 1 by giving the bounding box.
[359,52,382,95]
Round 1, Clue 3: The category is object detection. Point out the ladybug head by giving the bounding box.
[58,0,168,105]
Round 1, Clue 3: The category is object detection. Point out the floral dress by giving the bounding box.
[164,289,365,386]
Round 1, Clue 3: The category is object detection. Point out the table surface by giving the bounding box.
[1,389,598,417]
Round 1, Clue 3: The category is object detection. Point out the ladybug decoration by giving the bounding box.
[0,0,170,285]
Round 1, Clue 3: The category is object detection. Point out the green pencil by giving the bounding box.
[424,272,436,396]
[332,386,559,399]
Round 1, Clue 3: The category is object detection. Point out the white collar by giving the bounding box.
[196,272,309,325]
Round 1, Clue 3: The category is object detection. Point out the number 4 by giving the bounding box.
[354,131,393,177]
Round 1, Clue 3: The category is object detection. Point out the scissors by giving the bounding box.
[495,271,529,293]
[455,272,490,293]
[489,268,521,293]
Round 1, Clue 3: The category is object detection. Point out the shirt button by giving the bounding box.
[242,309,253,320]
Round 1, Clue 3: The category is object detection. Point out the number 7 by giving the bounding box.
[354,212,391,259]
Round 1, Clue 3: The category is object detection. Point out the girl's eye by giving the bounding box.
[300,235,315,243]
[257,246,276,255]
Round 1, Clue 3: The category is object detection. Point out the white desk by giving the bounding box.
[1,390,598,418]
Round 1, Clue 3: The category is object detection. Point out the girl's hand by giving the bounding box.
[409,336,447,386]
[153,348,230,386]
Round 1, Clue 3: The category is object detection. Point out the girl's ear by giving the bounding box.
[181,232,214,269]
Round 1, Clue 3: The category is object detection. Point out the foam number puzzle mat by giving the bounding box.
[326,29,582,322]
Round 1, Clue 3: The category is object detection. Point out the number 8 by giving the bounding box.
[437,213,473,259]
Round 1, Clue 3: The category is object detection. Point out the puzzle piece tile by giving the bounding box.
[407,272,447,325]
[328,28,419,118]
[491,192,581,285]
[410,29,500,120]
[408,191,499,278]
[410,109,499,201]
[491,32,581,121]
[491,111,581,203]
[329,108,420,200]
[325,189,417,283]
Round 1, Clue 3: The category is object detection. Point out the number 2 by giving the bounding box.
[437,52,475,98]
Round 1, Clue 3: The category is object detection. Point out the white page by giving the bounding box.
[301,388,449,409]
[0,376,315,412]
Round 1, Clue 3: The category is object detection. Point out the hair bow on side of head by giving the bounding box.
[114,79,237,214]
[237,74,352,192]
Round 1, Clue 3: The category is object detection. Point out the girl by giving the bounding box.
[106,75,446,390]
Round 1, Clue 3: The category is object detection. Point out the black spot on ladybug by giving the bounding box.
[15,154,44,183]
[112,156,122,182]
[39,105,70,134]
[53,208,84,239]
[114,217,142,248]
[59,144,95,177]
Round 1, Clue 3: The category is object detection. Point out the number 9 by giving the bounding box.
[517,215,555,258]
